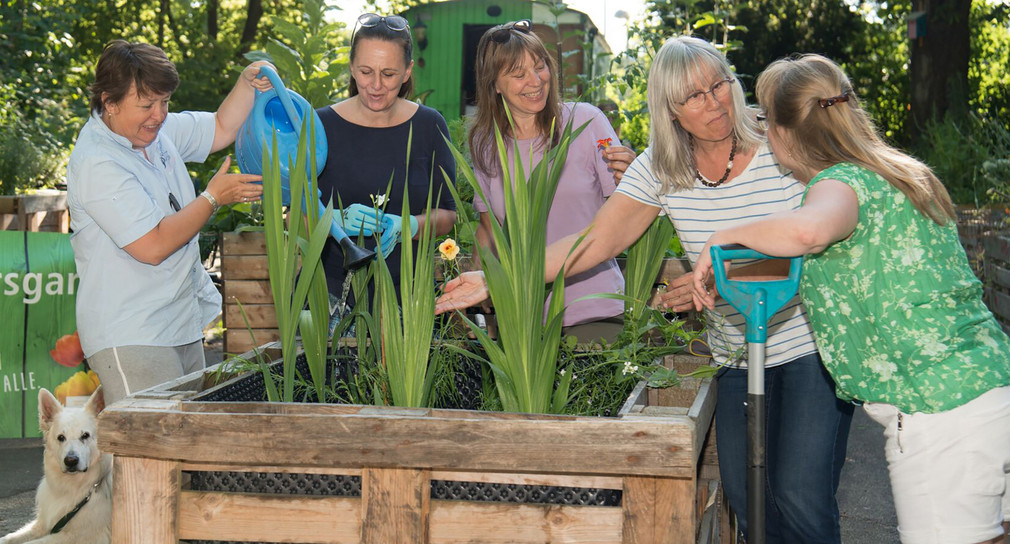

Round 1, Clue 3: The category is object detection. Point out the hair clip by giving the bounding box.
[819,92,851,109]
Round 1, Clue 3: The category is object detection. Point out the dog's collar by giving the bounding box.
[50,473,106,534]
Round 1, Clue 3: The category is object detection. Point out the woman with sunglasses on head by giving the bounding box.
[67,40,271,405]
[468,20,637,343]
[315,13,456,308]
[692,54,1010,544]
[437,36,853,543]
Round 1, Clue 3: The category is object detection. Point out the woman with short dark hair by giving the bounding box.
[68,40,272,404]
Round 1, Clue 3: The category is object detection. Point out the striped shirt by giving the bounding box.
[616,143,818,368]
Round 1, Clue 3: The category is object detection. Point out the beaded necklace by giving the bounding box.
[691,134,737,188]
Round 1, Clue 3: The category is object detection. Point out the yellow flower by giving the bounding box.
[439,238,459,261]
[54,370,101,406]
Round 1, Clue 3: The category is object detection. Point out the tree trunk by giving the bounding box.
[239,0,263,56]
[908,0,970,142]
[156,0,168,49]
[207,0,218,42]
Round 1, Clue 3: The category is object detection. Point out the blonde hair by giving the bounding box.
[468,24,562,177]
[647,36,764,193]
[756,54,955,225]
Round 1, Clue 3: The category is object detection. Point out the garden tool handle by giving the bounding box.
[254,65,302,133]
[709,244,803,343]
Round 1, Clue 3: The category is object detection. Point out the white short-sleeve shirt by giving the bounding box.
[68,110,219,357]
[615,143,818,368]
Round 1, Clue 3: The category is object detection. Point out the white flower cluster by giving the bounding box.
[622,361,639,376]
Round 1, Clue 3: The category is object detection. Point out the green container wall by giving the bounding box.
[404,0,533,122]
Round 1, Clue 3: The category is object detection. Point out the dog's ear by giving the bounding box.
[38,388,62,432]
[85,385,106,416]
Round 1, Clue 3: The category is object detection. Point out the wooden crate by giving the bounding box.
[0,192,69,233]
[98,350,724,544]
[220,231,279,355]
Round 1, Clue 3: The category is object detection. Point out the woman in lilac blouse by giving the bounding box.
[467,20,636,343]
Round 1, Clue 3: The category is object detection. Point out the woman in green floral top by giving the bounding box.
[692,54,1010,544]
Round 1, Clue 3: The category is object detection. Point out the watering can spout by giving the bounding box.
[338,237,376,270]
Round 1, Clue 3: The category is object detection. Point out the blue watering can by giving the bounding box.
[236,66,373,270]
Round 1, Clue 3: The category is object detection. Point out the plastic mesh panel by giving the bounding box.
[430,480,622,506]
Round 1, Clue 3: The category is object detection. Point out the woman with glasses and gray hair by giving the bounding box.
[437,36,853,543]
[693,54,1010,544]
[315,13,456,307]
[467,19,637,343]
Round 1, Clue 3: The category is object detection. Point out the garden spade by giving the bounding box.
[709,244,803,544]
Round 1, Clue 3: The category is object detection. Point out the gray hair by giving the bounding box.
[647,36,763,193]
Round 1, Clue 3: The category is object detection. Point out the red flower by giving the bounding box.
[596,138,613,150]
[50,331,85,368]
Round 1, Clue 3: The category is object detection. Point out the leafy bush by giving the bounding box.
[916,112,1010,206]
[0,84,70,194]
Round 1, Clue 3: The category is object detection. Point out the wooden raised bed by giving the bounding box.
[0,191,69,233]
[98,350,723,544]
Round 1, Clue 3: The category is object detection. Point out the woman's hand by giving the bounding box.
[205,156,263,206]
[242,61,276,93]
[602,145,636,183]
[653,271,713,312]
[692,239,720,311]
[435,271,490,315]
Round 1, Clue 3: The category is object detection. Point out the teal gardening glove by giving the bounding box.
[341,203,419,258]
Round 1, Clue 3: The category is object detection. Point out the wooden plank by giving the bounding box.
[18,193,67,214]
[983,235,1010,263]
[225,303,278,328]
[222,230,267,255]
[177,491,360,543]
[361,467,428,544]
[989,289,1010,324]
[112,456,179,544]
[989,263,1010,291]
[221,254,270,280]
[182,462,363,476]
[225,328,280,356]
[223,279,273,304]
[623,476,696,544]
[428,501,622,543]
[0,196,16,214]
[98,403,701,477]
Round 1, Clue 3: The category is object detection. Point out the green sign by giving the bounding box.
[0,231,83,438]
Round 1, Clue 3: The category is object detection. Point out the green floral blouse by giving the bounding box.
[800,163,1010,413]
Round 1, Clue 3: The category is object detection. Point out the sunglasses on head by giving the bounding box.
[355,13,409,34]
[489,19,532,44]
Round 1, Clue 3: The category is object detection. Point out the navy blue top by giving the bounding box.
[315,103,456,298]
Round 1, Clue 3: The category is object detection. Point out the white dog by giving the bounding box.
[0,386,112,544]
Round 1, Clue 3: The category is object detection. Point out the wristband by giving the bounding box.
[200,190,220,213]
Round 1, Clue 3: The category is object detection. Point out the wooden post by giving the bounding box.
[623,476,696,544]
[112,456,179,543]
[361,467,430,544]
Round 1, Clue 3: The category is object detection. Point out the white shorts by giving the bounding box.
[863,386,1010,544]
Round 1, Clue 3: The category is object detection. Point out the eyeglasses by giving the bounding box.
[678,77,736,110]
[489,19,532,45]
[818,92,850,108]
[355,13,409,34]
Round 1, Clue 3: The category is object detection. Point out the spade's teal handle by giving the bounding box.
[710,244,802,343]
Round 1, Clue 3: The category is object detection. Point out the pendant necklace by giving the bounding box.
[692,134,737,188]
